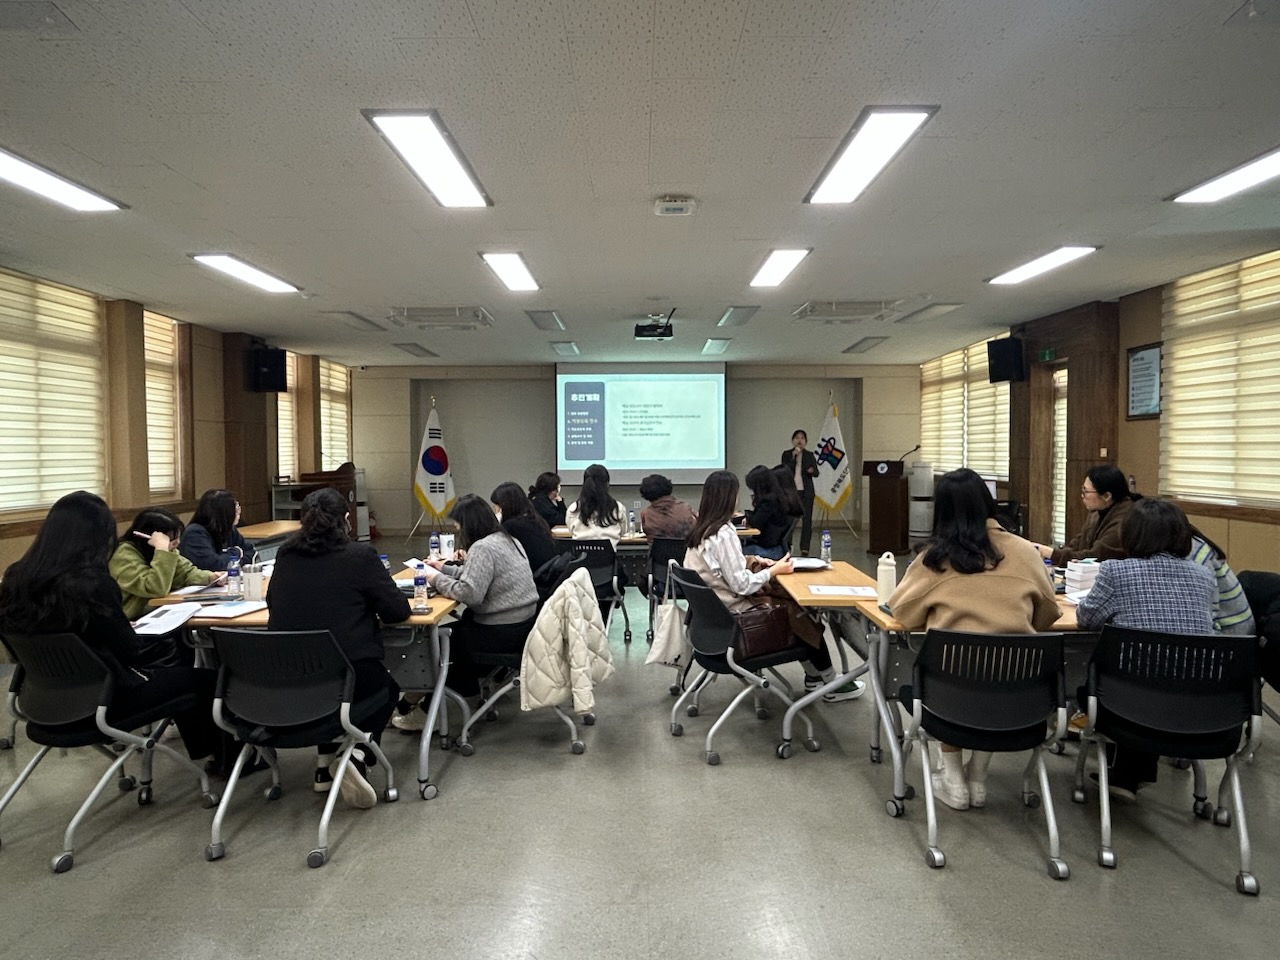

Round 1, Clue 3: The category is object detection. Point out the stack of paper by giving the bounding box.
[1065,559,1100,592]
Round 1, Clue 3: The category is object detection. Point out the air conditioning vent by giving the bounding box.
[792,300,905,325]
[387,306,494,331]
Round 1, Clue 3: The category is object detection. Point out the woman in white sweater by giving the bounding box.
[565,463,628,545]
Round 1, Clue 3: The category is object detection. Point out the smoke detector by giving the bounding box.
[654,196,697,216]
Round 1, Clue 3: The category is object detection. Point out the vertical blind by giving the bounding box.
[919,337,1009,480]
[142,311,179,497]
[0,267,105,510]
[276,351,297,480]
[318,358,351,468]
[1051,368,1069,544]
[1161,248,1280,505]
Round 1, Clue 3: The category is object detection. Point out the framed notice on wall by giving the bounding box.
[1127,342,1161,419]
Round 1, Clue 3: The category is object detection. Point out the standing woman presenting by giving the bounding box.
[780,429,819,556]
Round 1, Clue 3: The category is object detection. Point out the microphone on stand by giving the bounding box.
[897,444,921,462]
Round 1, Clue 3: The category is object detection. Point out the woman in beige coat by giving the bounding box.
[889,469,1059,810]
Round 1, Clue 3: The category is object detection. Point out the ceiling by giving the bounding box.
[2,0,1280,367]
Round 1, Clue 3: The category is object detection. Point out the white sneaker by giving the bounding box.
[391,705,427,731]
[967,778,987,808]
[931,772,971,811]
[330,754,377,809]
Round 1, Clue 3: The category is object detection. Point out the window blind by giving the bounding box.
[0,267,105,510]
[963,344,1009,481]
[276,351,297,480]
[142,310,179,497]
[1051,368,1069,544]
[919,337,1009,480]
[919,351,965,473]
[1161,249,1280,505]
[318,358,351,468]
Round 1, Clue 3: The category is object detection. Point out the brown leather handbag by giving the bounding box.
[732,602,798,659]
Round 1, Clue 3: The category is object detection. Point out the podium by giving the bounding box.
[862,460,909,554]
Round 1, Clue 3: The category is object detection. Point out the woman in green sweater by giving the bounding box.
[109,507,223,619]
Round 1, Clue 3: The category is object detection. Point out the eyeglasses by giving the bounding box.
[1080,487,1097,497]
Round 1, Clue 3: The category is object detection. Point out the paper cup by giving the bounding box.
[243,571,266,602]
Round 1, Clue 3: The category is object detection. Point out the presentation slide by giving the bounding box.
[556,365,726,485]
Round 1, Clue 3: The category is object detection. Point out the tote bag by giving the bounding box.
[646,564,691,667]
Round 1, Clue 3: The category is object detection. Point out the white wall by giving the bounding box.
[353,363,919,534]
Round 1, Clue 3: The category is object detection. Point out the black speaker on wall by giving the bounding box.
[249,346,287,392]
[987,337,1026,383]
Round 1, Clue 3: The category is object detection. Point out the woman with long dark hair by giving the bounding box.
[267,487,409,808]
[889,468,1059,810]
[180,488,254,571]
[744,464,800,560]
[565,464,627,545]
[492,480,556,576]
[528,472,567,528]
[0,491,220,763]
[1034,464,1137,564]
[110,507,222,620]
[684,471,863,703]
[422,494,539,695]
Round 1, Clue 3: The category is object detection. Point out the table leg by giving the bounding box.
[415,625,450,801]
[780,624,869,743]
[866,626,910,809]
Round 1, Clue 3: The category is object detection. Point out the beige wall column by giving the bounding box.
[103,299,150,507]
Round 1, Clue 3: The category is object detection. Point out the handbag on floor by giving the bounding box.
[646,568,690,667]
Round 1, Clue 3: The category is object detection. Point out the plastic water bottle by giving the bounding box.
[628,510,637,535]
[428,531,441,560]
[820,530,832,563]
[226,555,242,597]
[413,563,429,613]
[1044,555,1055,582]
[379,554,391,573]
[877,551,898,605]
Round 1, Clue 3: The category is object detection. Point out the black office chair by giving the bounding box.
[0,631,217,873]
[1238,570,1280,730]
[900,629,1069,879]
[573,539,631,643]
[666,566,819,765]
[994,500,1023,537]
[206,628,398,868]
[1071,625,1262,894]
[645,537,687,641]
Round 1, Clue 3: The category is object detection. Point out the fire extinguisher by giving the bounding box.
[368,510,380,539]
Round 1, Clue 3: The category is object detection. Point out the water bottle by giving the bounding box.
[226,555,242,598]
[413,563,429,613]
[628,510,637,535]
[379,554,391,573]
[877,550,897,605]
[428,531,441,559]
[820,530,832,563]
[1044,555,1055,583]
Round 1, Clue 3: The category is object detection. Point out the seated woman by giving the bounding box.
[267,488,409,809]
[565,464,629,545]
[1188,526,1256,636]
[180,488,254,571]
[422,494,539,697]
[528,472,567,529]
[0,491,220,765]
[638,474,696,543]
[743,464,800,561]
[491,481,556,577]
[109,507,223,620]
[1075,498,1216,798]
[684,470,863,703]
[1034,465,1137,565]
[888,468,1060,811]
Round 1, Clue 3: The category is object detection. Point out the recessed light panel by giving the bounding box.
[750,249,810,288]
[393,342,439,358]
[843,336,888,354]
[527,310,566,331]
[988,247,1096,286]
[551,341,580,356]
[1173,145,1280,203]
[481,252,539,291]
[192,254,298,293]
[701,338,731,355]
[365,110,490,208]
[806,107,936,204]
[0,146,122,211]
[716,306,759,327]
[895,303,963,324]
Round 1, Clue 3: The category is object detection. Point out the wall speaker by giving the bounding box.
[987,337,1026,383]
[249,346,287,392]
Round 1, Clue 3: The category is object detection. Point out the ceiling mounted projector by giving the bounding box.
[635,308,675,340]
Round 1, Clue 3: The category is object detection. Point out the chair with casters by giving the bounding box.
[645,536,687,637]
[666,565,819,765]
[205,628,398,869]
[573,538,631,643]
[1237,570,1280,730]
[993,500,1024,537]
[900,629,1070,879]
[456,568,610,757]
[1071,625,1262,895]
[0,631,217,874]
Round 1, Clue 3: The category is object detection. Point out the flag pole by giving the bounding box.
[815,391,859,540]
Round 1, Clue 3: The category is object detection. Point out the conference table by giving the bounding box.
[157,582,459,801]
[236,519,300,561]
[774,561,1086,817]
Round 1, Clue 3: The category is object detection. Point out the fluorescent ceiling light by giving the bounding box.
[750,249,810,288]
[551,341,581,356]
[393,342,438,358]
[988,246,1097,285]
[717,305,759,327]
[701,338,731,355]
[364,110,490,208]
[481,252,539,292]
[806,107,936,204]
[843,336,888,354]
[1173,145,1280,203]
[192,254,299,293]
[527,310,566,331]
[895,303,962,324]
[0,146,123,211]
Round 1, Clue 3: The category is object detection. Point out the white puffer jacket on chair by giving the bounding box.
[520,567,615,714]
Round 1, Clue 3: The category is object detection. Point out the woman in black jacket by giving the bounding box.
[180,488,254,571]
[492,481,556,576]
[0,491,220,762]
[744,465,801,560]
[528,472,567,528]
[780,429,819,555]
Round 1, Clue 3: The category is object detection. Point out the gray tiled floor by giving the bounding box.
[0,532,1274,960]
